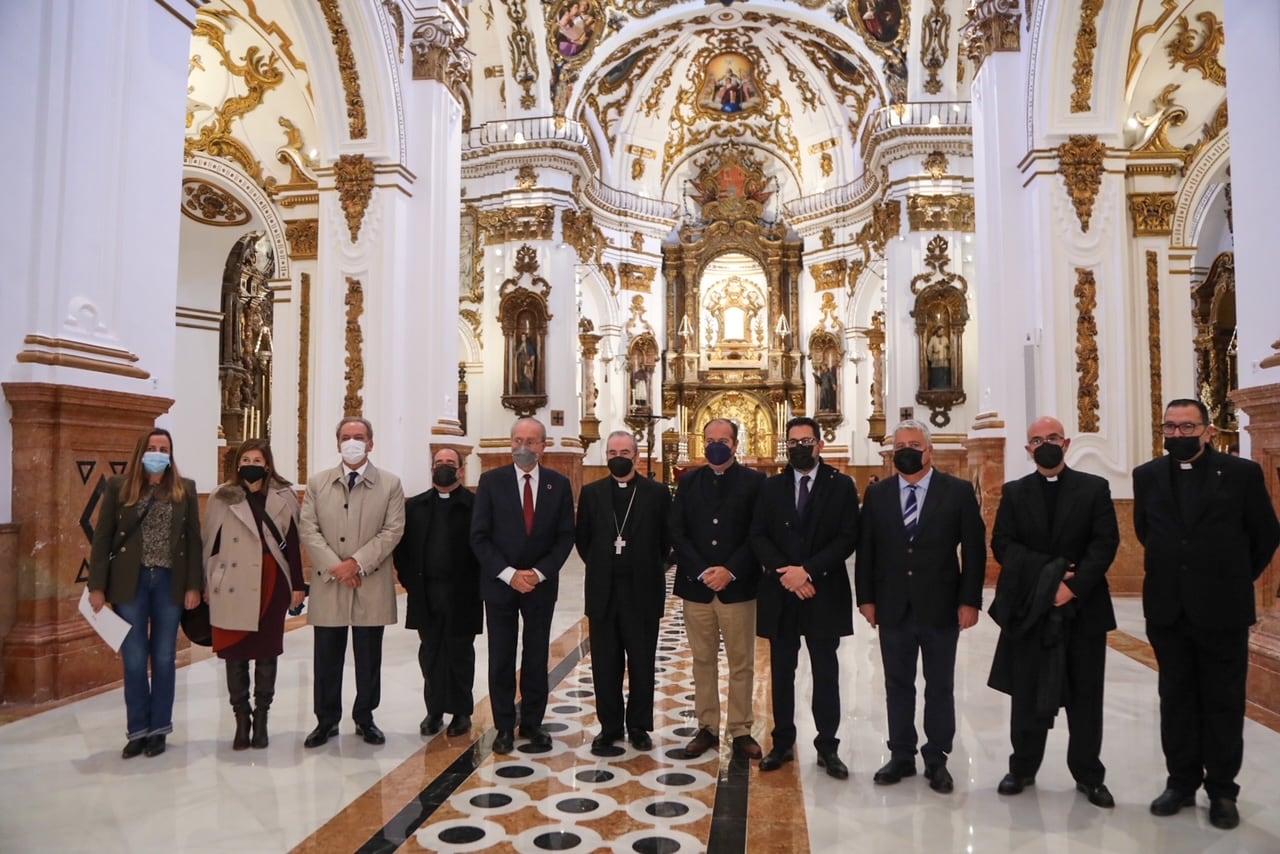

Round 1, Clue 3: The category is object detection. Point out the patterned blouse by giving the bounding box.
[139,488,173,568]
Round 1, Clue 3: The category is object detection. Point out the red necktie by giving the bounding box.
[523,473,535,535]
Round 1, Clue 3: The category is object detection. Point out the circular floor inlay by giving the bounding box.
[543,722,571,733]
[439,826,486,844]
[645,801,690,819]
[672,726,697,738]
[470,792,513,808]
[518,742,553,755]
[534,831,582,850]
[575,769,615,783]
[556,797,600,814]
[551,705,582,714]
[566,689,593,697]
[656,772,695,786]
[591,743,626,757]
[497,764,536,779]
[632,838,681,854]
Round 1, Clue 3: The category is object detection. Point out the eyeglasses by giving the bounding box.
[785,437,818,448]
[1027,435,1065,447]
[1160,422,1205,437]
[511,437,545,447]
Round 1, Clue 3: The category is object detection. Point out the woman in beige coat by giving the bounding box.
[202,438,305,749]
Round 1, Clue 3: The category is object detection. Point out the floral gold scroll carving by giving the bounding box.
[811,259,848,292]
[478,206,555,244]
[1145,251,1163,458]
[284,218,319,258]
[1166,12,1226,88]
[298,272,311,479]
[344,277,364,417]
[412,19,472,103]
[1074,268,1099,433]
[181,179,251,226]
[618,263,656,293]
[1070,0,1103,113]
[959,0,1022,73]
[907,194,975,232]
[1127,192,1176,237]
[334,154,375,243]
[317,0,368,139]
[921,0,951,95]
[1057,135,1106,233]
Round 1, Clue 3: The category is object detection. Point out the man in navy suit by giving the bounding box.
[856,419,986,794]
[751,416,859,778]
[1134,398,1279,830]
[470,417,575,754]
[988,415,1120,808]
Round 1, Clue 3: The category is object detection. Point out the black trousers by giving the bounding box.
[878,620,959,767]
[1008,629,1107,785]
[768,594,842,753]
[589,593,659,735]
[486,592,554,732]
[417,624,476,717]
[313,625,384,727]
[1147,614,1250,799]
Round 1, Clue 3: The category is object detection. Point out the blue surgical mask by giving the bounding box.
[141,451,170,475]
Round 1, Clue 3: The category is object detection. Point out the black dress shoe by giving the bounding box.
[591,731,622,755]
[493,729,515,754]
[1209,797,1239,830]
[873,758,917,785]
[420,714,443,736]
[682,727,719,758]
[925,763,954,793]
[759,747,795,772]
[121,738,146,759]
[817,752,849,780]
[143,734,166,757]
[1150,787,1195,816]
[355,722,386,745]
[629,729,653,750]
[732,735,763,759]
[304,723,339,749]
[998,773,1035,795]
[1076,782,1115,808]
[446,715,472,737]
[518,725,552,748]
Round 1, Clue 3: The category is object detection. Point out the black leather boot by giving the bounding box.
[251,657,278,749]
[226,660,252,750]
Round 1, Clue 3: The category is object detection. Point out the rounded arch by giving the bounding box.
[184,156,290,279]
[690,389,777,460]
[1172,132,1230,248]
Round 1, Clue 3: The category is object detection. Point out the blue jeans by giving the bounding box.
[114,567,182,739]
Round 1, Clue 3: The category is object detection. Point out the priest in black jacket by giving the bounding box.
[575,430,672,754]
[1134,398,1280,830]
[751,416,859,778]
[393,447,482,738]
[988,416,1120,808]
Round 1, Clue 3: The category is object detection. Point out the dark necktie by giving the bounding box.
[347,471,358,491]
[523,473,535,535]
[797,474,811,517]
[903,484,919,541]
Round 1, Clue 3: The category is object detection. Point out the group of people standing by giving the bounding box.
[84,399,1278,832]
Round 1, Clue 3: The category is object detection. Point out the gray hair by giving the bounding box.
[335,416,374,441]
[891,418,932,447]
[510,417,547,442]
[606,429,638,455]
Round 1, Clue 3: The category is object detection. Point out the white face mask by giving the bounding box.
[340,439,367,466]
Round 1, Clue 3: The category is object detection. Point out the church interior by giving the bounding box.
[3,0,1280,850]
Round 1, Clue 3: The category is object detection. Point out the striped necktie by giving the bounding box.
[903,484,919,540]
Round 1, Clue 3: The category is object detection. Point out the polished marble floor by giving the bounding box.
[2,556,1279,853]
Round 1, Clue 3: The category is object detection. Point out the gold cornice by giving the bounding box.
[1127,192,1175,237]
[1057,135,1106,233]
[16,335,149,379]
[617,263,655,294]
[334,154,375,243]
[284,218,319,258]
[317,0,368,139]
[477,205,556,243]
[1070,0,1103,113]
[1125,162,1181,178]
[1145,251,1162,458]
[279,193,320,208]
[907,194,975,232]
[959,0,1022,74]
[1074,267,1099,433]
[810,259,847,292]
[1166,11,1226,87]
[343,277,364,416]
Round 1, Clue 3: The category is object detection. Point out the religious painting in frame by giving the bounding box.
[697,52,764,118]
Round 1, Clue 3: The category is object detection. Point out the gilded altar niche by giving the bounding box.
[1192,252,1238,449]
[910,235,968,428]
[498,245,552,417]
[661,143,804,477]
[219,232,276,481]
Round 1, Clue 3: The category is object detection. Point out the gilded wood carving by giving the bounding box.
[1074,268,1099,433]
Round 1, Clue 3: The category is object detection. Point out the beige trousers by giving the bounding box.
[682,597,757,739]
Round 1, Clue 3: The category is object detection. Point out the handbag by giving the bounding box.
[181,600,213,647]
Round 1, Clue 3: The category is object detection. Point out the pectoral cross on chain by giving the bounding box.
[614,535,627,555]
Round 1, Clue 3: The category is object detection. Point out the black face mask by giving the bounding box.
[1164,436,1203,462]
[432,464,458,487]
[1032,443,1064,470]
[705,442,734,466]
[893,447,925,475]
[238,465,268,484]
[607,457,635,478]
[787,445,816,471]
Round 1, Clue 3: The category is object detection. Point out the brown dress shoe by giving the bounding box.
[732,735,763,759]
[682,727,719,758]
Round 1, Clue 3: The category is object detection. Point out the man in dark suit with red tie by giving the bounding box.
[751,416,859,778]
[987,415,1120,808]
[1134,398,1279,830]
[856,419,986,794]
[470,417,575,754]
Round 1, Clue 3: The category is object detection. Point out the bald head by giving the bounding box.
[1026,416,1065,443]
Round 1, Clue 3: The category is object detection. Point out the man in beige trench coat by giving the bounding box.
[299,416,405,747]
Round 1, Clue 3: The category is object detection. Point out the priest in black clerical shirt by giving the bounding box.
[575,429,671,755]
[988,415,1120,810]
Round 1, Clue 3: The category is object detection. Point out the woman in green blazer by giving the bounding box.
[88,428,203,759]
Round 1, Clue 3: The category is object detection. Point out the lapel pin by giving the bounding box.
[545,483,552,491]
